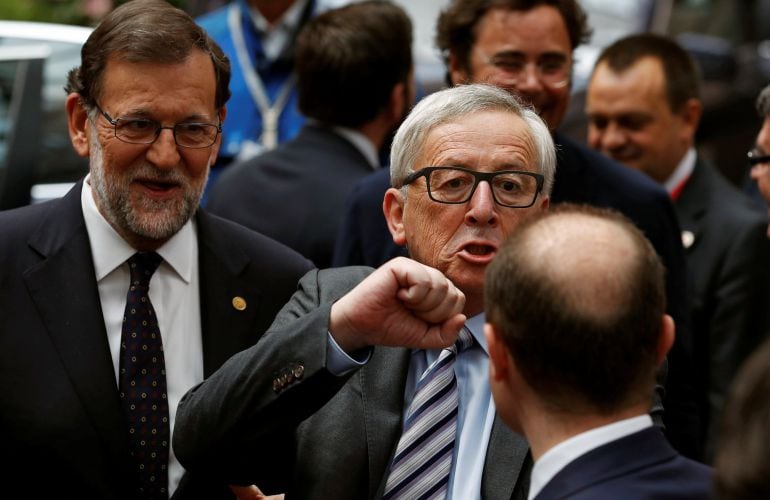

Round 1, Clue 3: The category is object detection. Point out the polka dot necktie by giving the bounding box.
[383,327,475,500]
[119,252,169,499]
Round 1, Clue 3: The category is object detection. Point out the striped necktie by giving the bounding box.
[383,327,475,500]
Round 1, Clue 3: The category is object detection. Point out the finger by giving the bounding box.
[408,283,465,324]
[418,314,465,349]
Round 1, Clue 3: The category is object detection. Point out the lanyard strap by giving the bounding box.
[228,3,296,150]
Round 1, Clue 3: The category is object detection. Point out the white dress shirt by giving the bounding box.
[663,147,696,195]
[81,177,204,494]
[528,414,654,499]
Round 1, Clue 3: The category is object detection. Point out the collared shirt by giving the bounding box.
[528,414,653,499]
[404,313,496,500]
[663,147,696,198]
[326,313,495,499]
[248,0,310,62]
[81,177,203,494]
[331,125,381,170]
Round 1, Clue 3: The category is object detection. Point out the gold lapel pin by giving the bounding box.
[232,296,247,311]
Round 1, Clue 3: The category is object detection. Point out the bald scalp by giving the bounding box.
[485,204,665,412]
[519,211,639,324]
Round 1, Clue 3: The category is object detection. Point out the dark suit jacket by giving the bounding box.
[534,427,712,499]
[675,158,770,456]
[207,123,379,268]
[0,181,313,499]
[175,267,532,499]
[331,133,700,458]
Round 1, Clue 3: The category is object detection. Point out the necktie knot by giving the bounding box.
[128,252,162,288]
[453,327,474,354]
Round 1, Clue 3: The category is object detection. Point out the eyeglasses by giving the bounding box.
[476,49,570,89]
[402,166,544,208]
[748,148,770,166]
[93,102,222,149]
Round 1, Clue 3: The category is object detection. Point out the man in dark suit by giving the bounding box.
[206,1,413,268]
[485,204,712,499]
[332,0,699,459]
[0,1,312,498]
[175,83,553,498]
[586,33,770,459]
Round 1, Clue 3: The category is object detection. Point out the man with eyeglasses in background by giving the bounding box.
[0,1,312,498]
[585,34,770,461]
[750,84,770,230]
[333,0,700,461]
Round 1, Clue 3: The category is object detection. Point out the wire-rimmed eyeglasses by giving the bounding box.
[402,166,545,208]
[93,102,221,149]
[475,49,571,89]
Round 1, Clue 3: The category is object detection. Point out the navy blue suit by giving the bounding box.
[208,124,378,268]
[535,427,711,499]
[332,133,700,458]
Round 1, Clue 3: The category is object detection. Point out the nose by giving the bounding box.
[599,122,627,153]
[514,62,544,94]
[145,128,181,169]
[465,181,499,227]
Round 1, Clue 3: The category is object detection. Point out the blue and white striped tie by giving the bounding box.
[383,327,475,500]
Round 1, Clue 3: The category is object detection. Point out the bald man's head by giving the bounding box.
[485,204,666,413]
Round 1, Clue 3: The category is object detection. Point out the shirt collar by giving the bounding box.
[528,414,653,499]
[330,124,381,170]
[248,0,309,36]
[81,175,196,283]
[663,147,696,195]
[464,312,488,355]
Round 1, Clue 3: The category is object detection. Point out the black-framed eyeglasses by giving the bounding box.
[93,102,222,149]
[748,148,770,166]
[402,166,545,208]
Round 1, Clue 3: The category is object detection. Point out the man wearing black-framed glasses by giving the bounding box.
[0,1,313,498]
[175,83,553,499]
[334,0,700,462]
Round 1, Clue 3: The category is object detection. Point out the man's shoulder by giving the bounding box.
[555,134,667,204]
[695,160,767,224]
[196,209,313,270]
[196,3,231,34]
[540,427,711,499]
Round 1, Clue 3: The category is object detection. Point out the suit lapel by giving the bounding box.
[196,211,267,376]
[23,183,131,466]
[362,346,412,498]
[674,158,709,254]
[482,415,531,500]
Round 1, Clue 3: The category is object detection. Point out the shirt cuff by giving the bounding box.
[326,331,372,376]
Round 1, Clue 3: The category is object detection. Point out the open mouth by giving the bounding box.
[138,179,180,193]
[463,243,496,256]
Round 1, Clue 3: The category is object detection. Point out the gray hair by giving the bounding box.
[758,84,770,117]
[390,83,556,196]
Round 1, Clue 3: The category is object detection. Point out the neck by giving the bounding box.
[250,0,298,25]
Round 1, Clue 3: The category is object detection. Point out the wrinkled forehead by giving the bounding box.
[418,112,538,172]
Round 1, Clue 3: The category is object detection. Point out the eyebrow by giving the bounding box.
[490,50,569,61]
[117,107,215,122]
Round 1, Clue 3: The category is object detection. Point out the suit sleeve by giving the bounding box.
[704,217,770,456]
[173,267,371,488]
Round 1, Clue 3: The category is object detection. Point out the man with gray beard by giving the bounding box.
[0,1,312,499]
